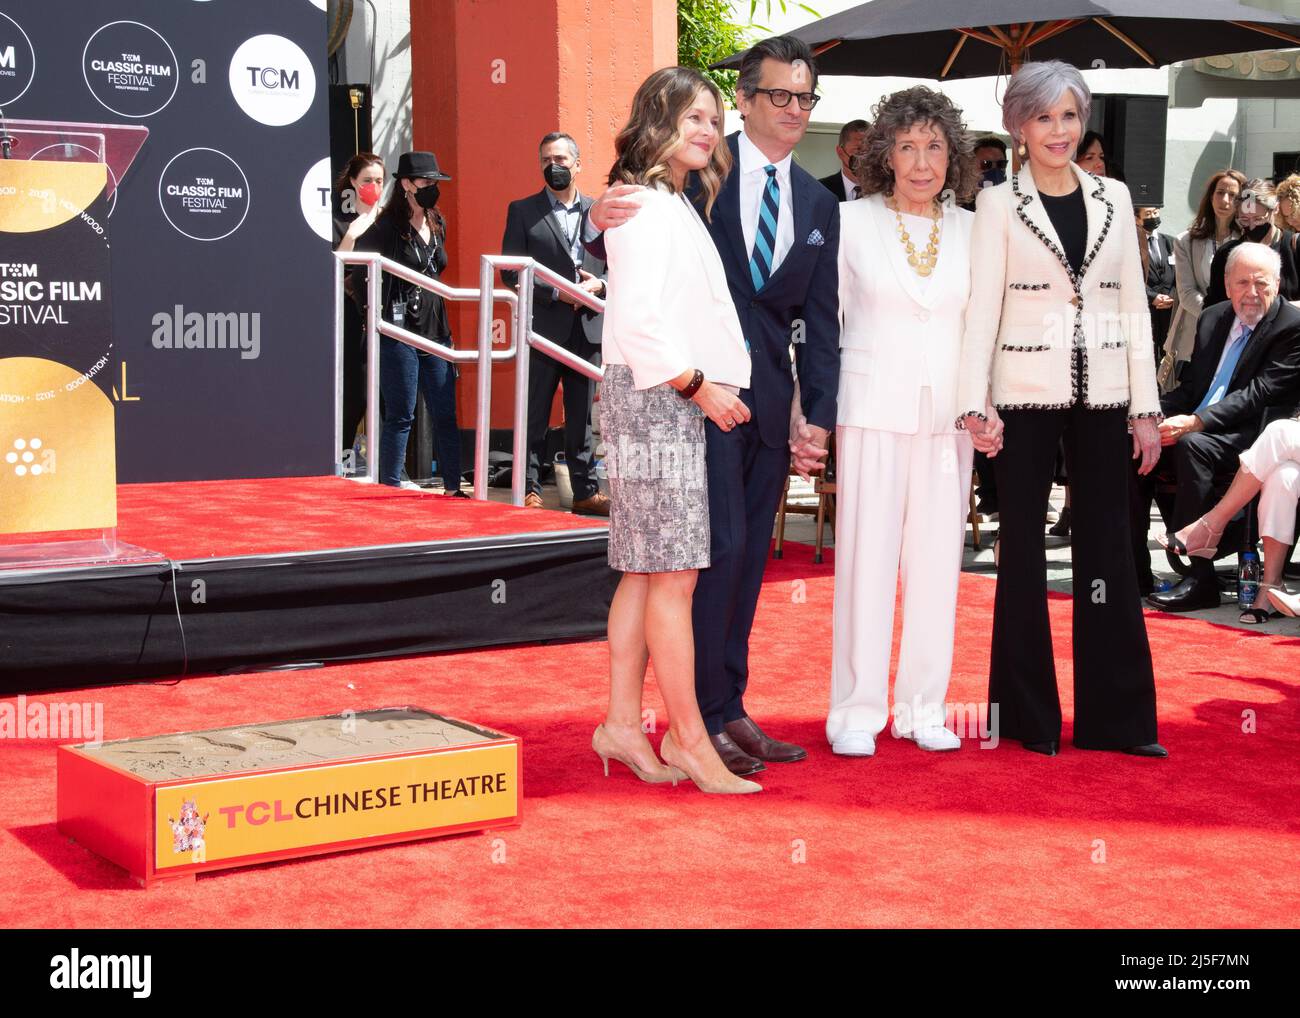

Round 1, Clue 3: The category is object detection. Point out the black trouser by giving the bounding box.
[342,300,367,449]
[1150,306,1172,367]
[1129,431,1239,586]
[692,394,792,735]
[973,450,998,507]
[525,317,598,500]
[992,403,1158,749]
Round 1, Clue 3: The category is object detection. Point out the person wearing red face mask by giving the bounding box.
[333,153,386,466]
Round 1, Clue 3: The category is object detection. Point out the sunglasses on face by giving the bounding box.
[750,87,821,111]
[979,158,1008,171]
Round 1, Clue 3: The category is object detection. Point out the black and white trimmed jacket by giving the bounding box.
[956,161,1162,422]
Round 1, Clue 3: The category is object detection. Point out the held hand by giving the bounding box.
[962,410,1001,456]
[1154,293,1175,310]
[590,183,646,232]
[1158,413,1200,447]
[789,422,829,481]
[693,382,751,432]
[577,270,605,297]
[1132,417,1161,475]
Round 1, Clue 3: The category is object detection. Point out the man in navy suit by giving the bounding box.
[587,36,841,775]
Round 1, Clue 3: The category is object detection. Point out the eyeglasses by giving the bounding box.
[750,87,821,111]
[979,158,1008,171]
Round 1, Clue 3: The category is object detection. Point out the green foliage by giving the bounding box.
[677,0,821,108]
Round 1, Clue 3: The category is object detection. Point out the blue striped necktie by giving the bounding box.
[749,164,780,291]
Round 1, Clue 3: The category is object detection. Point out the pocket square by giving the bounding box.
[806,228,825,247]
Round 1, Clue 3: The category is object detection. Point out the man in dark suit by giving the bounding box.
[1140,205,1177,364]
[817,118,868,202]
[1131,242,1300,609]
[502,132,609,515]
[586,36,840,774]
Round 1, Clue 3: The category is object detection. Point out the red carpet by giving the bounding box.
[0,477,602,559]
[2,544,1297,928]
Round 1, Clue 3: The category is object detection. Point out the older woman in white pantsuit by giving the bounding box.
[827,87,993,757]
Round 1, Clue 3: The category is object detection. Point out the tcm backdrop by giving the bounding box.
[1,0,332,481]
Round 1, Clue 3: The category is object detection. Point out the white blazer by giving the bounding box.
[955,162,1161,419]
[601,186,751,391]
[837,192,972,434]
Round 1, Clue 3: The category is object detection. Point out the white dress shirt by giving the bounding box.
[841,171,861,201]
[738,129,795,274]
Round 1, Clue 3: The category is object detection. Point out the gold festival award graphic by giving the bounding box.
[0,157,118,535]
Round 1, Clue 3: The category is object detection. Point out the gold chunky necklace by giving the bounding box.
[889,196,941,277]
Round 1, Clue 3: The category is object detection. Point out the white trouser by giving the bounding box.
[1240,418,1300,545]
[827,388,973,743]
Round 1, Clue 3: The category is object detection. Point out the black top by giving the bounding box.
[352,214,450,339]
[1205,230,1300,308]
[1039,185,1087,277]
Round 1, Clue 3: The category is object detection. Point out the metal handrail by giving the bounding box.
[333,250,606,506]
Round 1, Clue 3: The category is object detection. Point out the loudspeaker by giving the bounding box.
[1088,94,1167,206]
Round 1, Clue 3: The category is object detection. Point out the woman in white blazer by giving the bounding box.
[1160,170,1245,391]
[826,87,988,758]
[594,66,759,795]
[956,61,1167,759]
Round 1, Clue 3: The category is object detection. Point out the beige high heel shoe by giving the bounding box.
[592,724,680,784]
[659,730,762,794]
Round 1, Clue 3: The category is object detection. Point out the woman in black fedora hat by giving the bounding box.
[354,150,466,495]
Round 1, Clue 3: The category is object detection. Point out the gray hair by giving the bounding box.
[539,132,579,160]
[1225,241,1282,281]
[855,85,978,203]
[1001,60,1092,148]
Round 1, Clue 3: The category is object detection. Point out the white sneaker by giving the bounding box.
[399,480,424,491]
[891,722,961,751]
[830,730,876,756]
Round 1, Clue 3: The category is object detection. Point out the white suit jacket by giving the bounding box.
[955,162,1162,420]
[601,186,751,391]
[838,192,972,434]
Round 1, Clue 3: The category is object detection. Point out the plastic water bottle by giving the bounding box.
[1238,550,1261,608]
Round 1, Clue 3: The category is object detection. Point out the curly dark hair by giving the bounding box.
[853,86,978,204]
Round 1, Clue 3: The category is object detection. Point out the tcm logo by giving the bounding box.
[0,12,36,106]
[228,34,314,126]
[245,65,299,89]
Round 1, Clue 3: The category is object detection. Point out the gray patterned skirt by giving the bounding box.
[600,363,710,572]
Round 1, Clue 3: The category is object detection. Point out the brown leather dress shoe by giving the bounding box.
[571,492,611,516]
[724,716,807,763]
[523,492,545,510]
[708,732,765,776]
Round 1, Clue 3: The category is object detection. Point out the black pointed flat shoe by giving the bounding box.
[1023,739,1059,756]
[1122,743,1168,758]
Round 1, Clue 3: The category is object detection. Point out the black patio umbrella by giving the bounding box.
[712,0,1300,80]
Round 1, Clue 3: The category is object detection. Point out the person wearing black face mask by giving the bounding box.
[501,132,609,515]
[1204,179,1300,308]
[960,136,1008,214]
[353,150,466,495]
[1138,205,1176,366]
